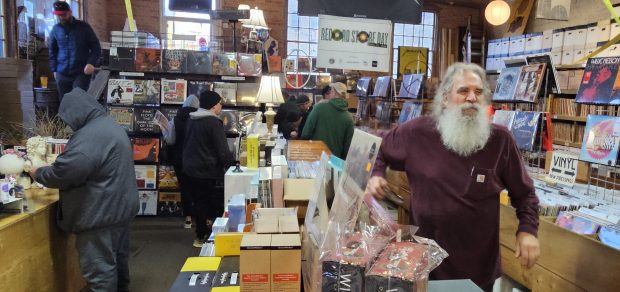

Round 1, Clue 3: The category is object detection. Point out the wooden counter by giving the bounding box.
[387,169,620,292]
[0,188,86,292]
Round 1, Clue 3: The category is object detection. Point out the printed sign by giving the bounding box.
[317,14,392,72]
[547,151,579,186]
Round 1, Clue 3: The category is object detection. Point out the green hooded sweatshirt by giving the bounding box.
[301,98,354,158]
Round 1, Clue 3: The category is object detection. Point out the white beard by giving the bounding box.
[436,103,491,157]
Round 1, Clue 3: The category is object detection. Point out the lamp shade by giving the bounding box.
[242,7,268,29]
[256,75,285,104]
[485,0,510,26]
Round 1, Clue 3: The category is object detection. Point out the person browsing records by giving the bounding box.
[366,63,540,291]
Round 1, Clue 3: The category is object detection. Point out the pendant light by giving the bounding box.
[485,0,511,26]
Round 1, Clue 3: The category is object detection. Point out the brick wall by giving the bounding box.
[84,0,107,41]
[85,0,161,42]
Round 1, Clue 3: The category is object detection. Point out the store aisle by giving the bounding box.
[128,217,197,292]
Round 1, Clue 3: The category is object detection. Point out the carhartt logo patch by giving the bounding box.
[476,174,486,183]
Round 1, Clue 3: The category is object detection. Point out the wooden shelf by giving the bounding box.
[555,89,578,95]
[555,64,586,70]
[551,115,586,122]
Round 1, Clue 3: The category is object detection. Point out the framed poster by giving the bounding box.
[398,47,428,77]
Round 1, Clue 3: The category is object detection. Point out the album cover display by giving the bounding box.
[526,54,561,94]
[576,57,620,104]
[398,101,422,125]
[286,74,303,89]
[134,48,161,72]
[158,191,183,216]
[356,98,368,120]
[356,77,372,97]
[374,100,391,124]
[160,106,179,122]
[492,110,517,129]
[158,165,179,189]
[212,52,238,75]
[188,80,212,98]
[163,49,188,73]
[161,79,187,104]
[133,80,161,105]
[514,63,546,103]
[297,57,312,72]
[212,82,237,105]
[186,51,212,74]
[579,115,620,166]
[398,74,424,98]
[108,106,134,132]
[133,107,160,133]
[107,79,134,105]
[237,53,262,76]
[493,67,521,101]
[283,58,296,73]
[371,76,391,97]
[137,190,158,216]
[236,82,258,105]
[132,137,160,163]
[108,47,135,71]
[135,164,157,189]
[510,111,541,151]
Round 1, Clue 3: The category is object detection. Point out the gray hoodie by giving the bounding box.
[35,88,139,233]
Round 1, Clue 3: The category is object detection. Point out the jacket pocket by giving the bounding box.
[465,167,494,201]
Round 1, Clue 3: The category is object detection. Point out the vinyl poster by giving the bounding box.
[317,14,392,72]
[398,47,428,77]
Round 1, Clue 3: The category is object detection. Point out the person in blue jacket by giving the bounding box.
[49,1,101,100]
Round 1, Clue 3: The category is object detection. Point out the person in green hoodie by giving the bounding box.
[301,82,354,158]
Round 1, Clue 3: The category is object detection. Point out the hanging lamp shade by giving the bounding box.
[485,0,511,26]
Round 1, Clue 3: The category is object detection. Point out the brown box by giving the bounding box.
[241,234,271,292]
[283,179,314,220]
[271,234,301,292]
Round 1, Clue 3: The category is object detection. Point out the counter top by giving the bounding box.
[0,188,58,230]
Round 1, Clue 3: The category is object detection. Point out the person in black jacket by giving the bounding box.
[183,91,234,247]
[49,1,101,100]
[162,95,199,229]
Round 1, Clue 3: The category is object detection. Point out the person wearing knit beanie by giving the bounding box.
[199,90,222,110]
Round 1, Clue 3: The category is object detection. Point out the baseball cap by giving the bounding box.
[329,82,347,96]
[53,1,71,15]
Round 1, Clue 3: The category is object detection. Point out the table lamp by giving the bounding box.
[256,75,284,135]
[241,7,268,41]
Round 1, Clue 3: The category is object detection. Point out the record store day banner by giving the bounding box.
[317,14,392,72]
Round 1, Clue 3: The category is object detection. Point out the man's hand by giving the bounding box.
[290,131,298,139]
[365,176,388,200]
[515,232,540,269]
[84,64,95,75]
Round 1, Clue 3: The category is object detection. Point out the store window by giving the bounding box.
[161,0,214,50]
[392,12,436,78]
[287,0,318,58]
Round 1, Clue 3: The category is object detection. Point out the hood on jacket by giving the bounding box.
[57,88,106,131]
[190,108,221,120]
[328,98,349,111]
[184,94,201,109]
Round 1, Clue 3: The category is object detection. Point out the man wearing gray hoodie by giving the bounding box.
[182,91,234,247]
[31,88,138,292]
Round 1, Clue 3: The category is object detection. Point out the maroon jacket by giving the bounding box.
[372,116,539,288]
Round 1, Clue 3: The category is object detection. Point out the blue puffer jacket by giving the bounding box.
[49,17,101,76]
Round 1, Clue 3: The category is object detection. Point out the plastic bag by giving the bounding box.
[364,226,449,292]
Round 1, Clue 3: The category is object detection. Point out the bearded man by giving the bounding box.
[366,63,540,291]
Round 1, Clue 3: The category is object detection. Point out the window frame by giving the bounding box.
[160,0,216,50]
[0,0,5,58]
[392,11,437,79]
[286,0,318,59]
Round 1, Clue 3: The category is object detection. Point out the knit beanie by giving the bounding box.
[296,95,310,105]
[199,90,222,109]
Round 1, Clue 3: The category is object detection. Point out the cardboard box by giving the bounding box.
[561,50,574,65]
[552,29,565,52]
[215,233,245,257]
[255,216,279,234]
[283,179,314,220]
[169,257,221,292]
[278,215,300,233]
[240,234,272,292]
[271,165,284,208]
[542,30,553,52]
[574,28,587,50]
[271,234,301,292]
